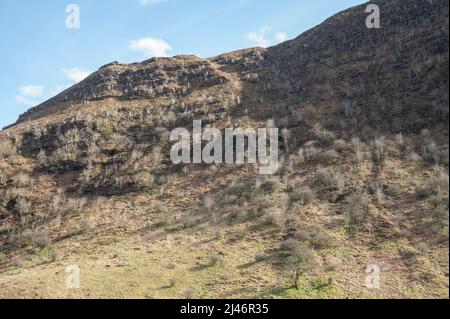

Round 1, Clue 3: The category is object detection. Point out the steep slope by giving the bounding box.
[13,0,449,134]
[0,0,448,298]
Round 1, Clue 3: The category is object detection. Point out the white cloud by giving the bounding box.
[15,84,70,107]
[247,26,271,47]
[15,85,45,106]
[49,85,67,96]
[15,67,90,108]
[15,95,41,107]
[274,32,288,43]
[129,37,172,58]
[247,27,289,47]
[139,0,167,6]
[18,85,44,98]
[62,67,92,83]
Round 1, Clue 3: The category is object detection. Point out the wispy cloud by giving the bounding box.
[15,67,90,107]
[18,85,44,98]
[49,85,67,96]
[274,32,288,43]
[15,84,70,107]
[139,0,168,6]
[15,95,41,107]
[15,85,45,106]
[62,67,92,83]
[247,26,271,47]
[129,37,172,58]
[247,27,289,47]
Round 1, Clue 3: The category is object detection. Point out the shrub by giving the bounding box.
[183,287,197,299]
[420,138,440,164]
[416,173,449,199]
[203,196,215,214]
[57,128,83,161]
[369,182,384,204]
[36,149,48,167]
[290,186,315,205]
[407,151,421,163]
[314,168,345,192]
[255,254,267,262]
[431,205,449,229]
[224,181,247,196]
[0,142,17,159]
[351,137,365,164]
[417,173,449,230]
[346,192,371,226]
[132,171,155,188]
[264,209,286,228]
[395,133,406,150]
[12,173,31,188]
[209,254,222,265]
[79,163,99,185]
[21,229,52,249]
[371,137,386,167]
[297,146,320,164]
[318,150,339,164]
[333,139,349,153]
[15,197,32,223]
[312,125,336,145]
[259,178,284,194]
[293,226,335,250]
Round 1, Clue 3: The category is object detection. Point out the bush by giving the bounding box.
[346,192,371,226]
[369,182,384,204]
[417,173,449,230]
[209,254,222,265]
[333,139,349,153]
[264,209,286,228]
[351,138,365,164]
[12,173,31,188]
[416,173,449,200]
[15,197,32,217]
[36,149,48,168]
[258,178,284,194]
[297,146,320,164]
[293,226,335,249]
[431,205,449,228]
[132,171,155,189]
[314,168,345,192]
[420,138,440,164]
[290,186,315,205]
[312,125,336,145]
[224,181,247,196]
[254,254,267,262]
[318,150,339,164]
[21,228,52,249]
[183,287,197,299]
[371,137,386,167]
[0,142,17,159]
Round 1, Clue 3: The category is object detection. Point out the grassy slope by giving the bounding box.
[0,151,448,298]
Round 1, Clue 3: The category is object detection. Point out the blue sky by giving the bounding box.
[0,0,365,128]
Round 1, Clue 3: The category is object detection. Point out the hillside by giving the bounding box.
[0,0,448,298]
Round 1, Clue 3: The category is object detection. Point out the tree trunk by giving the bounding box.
[294,271,300,290]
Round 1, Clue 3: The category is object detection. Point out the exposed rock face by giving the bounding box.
[16,55,231,123]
